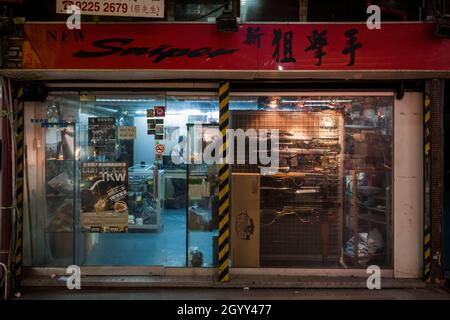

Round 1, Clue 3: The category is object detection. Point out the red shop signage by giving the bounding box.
[22,23,450,71]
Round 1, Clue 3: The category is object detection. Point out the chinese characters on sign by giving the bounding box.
[305,29,328,66]
[243,26,362,67]
[243,27,264,48]
[24,23,449,71]
[271,29,296,63]
[342,28,363,66]
[56,0,164,18]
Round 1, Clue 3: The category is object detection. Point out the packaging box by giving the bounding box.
[231,173,260,267]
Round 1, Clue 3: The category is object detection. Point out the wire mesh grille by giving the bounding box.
[230,110,342,267]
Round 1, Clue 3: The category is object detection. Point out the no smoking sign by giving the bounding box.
[155,144,165,155]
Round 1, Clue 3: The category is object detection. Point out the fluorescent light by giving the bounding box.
[281,99,353,103]
[96,98,156,102]
[167,109,202,116]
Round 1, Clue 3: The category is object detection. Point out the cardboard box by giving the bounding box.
[231,173,260,267]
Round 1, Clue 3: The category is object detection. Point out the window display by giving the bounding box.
[24,93,392,269]
[45,123,76,263]
[230,95,393,268]
[231,109,343,267]
[342,96,393,267]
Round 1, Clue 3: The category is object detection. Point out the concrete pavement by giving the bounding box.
[16,287,450,300]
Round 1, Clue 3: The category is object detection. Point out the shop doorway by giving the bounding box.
[23,91,395,271]
[229,94,394,269]
[24,94,220,267]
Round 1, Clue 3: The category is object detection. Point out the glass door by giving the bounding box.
[25,93,221,268]
[44,120,76,266]
[186,124,220,267]
[75,95,185,266]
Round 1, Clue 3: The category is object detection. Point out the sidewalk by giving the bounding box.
[17,286,450,300]
[16,274,450,300]
[22,275,427,289]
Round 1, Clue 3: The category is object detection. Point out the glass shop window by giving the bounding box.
[23,95,80,266]
[24,93,221,268]
[229,95,393,268]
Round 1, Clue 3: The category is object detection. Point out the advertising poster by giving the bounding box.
[81,162,129,232]
[88,117,116,160]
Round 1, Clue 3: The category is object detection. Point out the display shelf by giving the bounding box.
[372,194,387,200]
[344,125,385,130]
[128,224,160,231]
[344,167,392,267]
[46,194,74,198]
[44,231,73,234]
[45,159,74,162]
[357,213,387,225]
[262,172,320,177]
[357,203,389,214]
[343,251,386,261]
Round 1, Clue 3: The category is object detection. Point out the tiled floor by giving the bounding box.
[83,209,217,267]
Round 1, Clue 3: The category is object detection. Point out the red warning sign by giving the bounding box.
[155,106,166,117]
[155,144,165,155]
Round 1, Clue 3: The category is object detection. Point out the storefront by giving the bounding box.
[1,21,449,283]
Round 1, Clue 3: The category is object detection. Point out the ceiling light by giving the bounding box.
[96,98,156,102]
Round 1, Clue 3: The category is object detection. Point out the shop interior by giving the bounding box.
[23,93,394,269]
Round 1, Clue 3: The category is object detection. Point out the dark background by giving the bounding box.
[444,80,449,278]
[2,0,448,22]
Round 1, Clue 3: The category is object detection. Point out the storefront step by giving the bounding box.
[21,276,426,289]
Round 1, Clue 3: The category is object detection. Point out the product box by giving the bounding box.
[231,173,260,268]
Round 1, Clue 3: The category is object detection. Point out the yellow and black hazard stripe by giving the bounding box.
[423,93,431,283]
[218,81,230,282]
[14,86,25,285]
[423,224,431,282]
